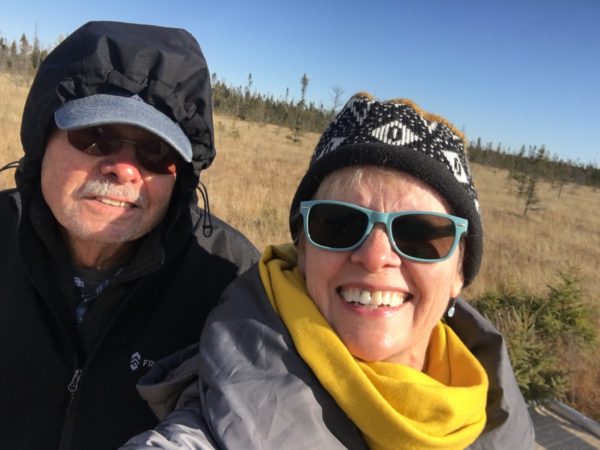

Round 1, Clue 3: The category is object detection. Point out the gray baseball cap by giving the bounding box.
[54,93,193,162]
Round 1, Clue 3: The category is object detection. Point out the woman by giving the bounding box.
[123,93,535,449]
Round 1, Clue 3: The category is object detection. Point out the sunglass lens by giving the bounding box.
[308,203,368,249]
[67,127,179,175]
[67,128,102,156]
[68,127,122,157]
[136,141,179,175]
[392,214,456,260]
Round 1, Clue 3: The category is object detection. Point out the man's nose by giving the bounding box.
[98,143,143,184]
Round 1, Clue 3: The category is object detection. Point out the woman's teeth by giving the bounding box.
[339,287,409,308]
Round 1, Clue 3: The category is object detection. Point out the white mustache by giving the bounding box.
[79,180,145,207]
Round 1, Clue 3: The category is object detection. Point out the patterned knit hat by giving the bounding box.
[290,92,483,286]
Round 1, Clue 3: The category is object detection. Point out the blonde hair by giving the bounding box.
[315,166,454,214]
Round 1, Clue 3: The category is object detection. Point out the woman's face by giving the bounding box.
[298,167,464,370]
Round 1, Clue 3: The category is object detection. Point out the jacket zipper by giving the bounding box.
[67,369,83,399]
[57,269,160,448]
[58,368,84,449]
[58,287,135,449]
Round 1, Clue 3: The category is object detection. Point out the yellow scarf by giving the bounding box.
[259,244,488,450]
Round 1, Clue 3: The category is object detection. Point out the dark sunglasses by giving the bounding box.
[66,125,181,175]
[299,200,468,263]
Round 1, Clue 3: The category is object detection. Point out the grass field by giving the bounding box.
[1,73,598,418]
[208,117,600,298]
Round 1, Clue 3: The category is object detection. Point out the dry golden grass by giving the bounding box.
[2,74,598,305]
[203,117,318,248]
[0,73,31,189]
[2,74,599,417]
[206,118,600,305]
[2,73,598,302]
[467,165,600,299]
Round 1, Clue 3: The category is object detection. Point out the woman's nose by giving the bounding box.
[350,224,401,271]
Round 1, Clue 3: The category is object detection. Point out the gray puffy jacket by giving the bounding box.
[122,265,535,449]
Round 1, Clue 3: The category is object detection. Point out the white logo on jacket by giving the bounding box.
[129,352,154,371]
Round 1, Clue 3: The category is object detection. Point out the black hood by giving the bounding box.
[18,20,215,200]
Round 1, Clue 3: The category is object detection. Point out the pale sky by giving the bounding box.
[2,0,598,165]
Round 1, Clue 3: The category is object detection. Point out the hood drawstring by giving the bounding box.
[0,161,20,173]
[196,181,213,238]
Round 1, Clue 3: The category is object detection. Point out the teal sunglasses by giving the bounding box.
[299,200,468,263]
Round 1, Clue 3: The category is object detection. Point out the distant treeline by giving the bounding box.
[468,140,600,189]
[211,74,334,134]
[2,31,597,188]
[0,31,47,72]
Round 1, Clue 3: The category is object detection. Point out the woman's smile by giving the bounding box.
[338,286,412,308]
[299,167,464,368]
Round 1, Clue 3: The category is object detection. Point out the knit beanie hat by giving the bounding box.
[289,92,482,286]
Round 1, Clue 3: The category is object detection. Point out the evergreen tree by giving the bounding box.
[291,73,310,142]
[19,33,29,56]
[300,73,309,107]
[31,27,42,70]
[3,40,17,70]
[521,146,547,217]
[471,268,598,402]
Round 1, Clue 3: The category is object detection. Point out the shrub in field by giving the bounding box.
[471,268,598,402]
[489,307,567,401]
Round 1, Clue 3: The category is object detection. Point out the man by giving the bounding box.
[0,21,259,450]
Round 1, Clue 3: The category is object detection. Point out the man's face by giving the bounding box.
[41,124,177,267]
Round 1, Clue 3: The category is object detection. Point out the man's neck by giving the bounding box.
[63,233,137,270]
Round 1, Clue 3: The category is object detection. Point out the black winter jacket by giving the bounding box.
[0,189,258,450]
[0,21,259,450]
